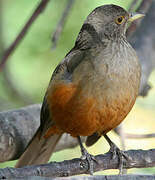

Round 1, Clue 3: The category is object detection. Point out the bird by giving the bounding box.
[15,4,143,174]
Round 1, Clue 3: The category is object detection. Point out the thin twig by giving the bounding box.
[125,133,155,139]
[0,0,34,105]
[115,127,155,139]
[0,0,50,71]
[51,0,76,50]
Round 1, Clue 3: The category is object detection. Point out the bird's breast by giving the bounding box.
[47,44,141,137]
[47,70,138,137]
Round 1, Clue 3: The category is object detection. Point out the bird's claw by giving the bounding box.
[108,144,131,174]
[81,148,97,175]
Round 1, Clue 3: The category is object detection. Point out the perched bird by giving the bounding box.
[16,4,143,174]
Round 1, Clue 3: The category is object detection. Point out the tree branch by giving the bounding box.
[0,0,50,71]
[124,133,155,139]
[114,126,155,139]
[0,104,86,162]
[13,175,155,180]
[1,2,155,161]
[0,149,154,179]
[0,104,40,161]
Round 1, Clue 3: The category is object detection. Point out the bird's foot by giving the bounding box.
[77,136,97,174]
[109,143,130,174]
[104,134,131,174]
[80,147,97,175]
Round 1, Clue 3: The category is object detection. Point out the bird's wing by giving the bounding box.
[40,48,85,132]
[15,48,86,168]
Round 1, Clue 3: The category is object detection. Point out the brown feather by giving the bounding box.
[15,127,61,168]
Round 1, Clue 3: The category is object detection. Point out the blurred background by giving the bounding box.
[0,0,154,175]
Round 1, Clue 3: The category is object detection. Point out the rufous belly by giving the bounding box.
[46,82,136,137]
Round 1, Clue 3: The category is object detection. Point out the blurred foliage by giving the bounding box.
[0,0,133,108]
[0,0,154,175]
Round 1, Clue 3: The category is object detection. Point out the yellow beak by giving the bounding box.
[128,12,145,22]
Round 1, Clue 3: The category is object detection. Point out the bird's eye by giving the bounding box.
[115,16,124,25]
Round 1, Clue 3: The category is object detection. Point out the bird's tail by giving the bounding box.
[15,127,62,168]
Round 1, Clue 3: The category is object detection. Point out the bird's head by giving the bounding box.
[83,4,144,41]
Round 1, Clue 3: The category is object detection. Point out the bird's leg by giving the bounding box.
[103,134,130,174]
[77,136,97,175]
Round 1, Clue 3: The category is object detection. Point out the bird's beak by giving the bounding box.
[128,12,145,22]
